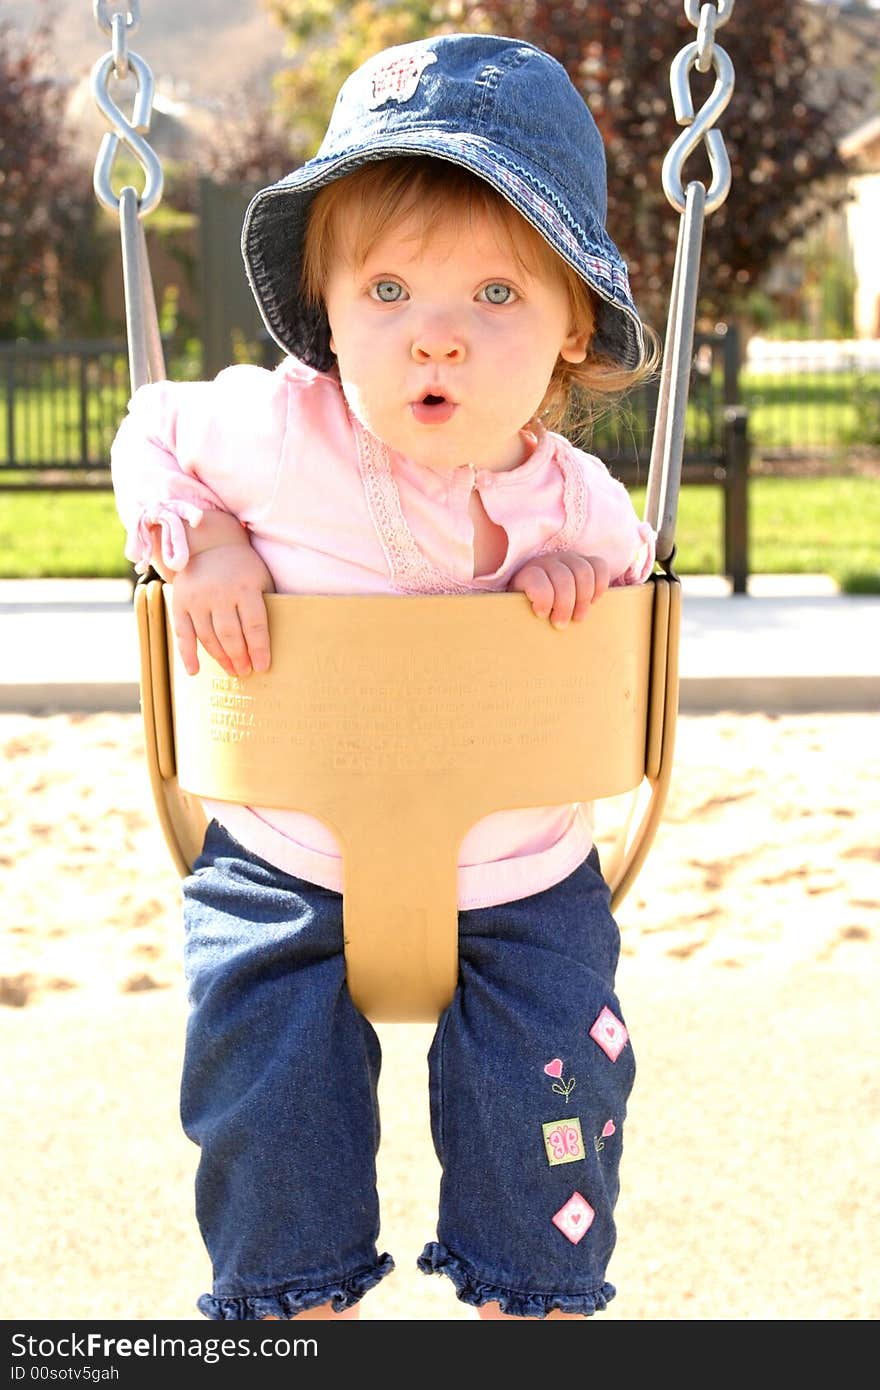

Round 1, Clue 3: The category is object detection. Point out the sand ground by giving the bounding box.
[2,710,878,1320]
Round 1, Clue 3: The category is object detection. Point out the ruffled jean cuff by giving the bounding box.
[417,1242,614,1319]
[198,1252,394,1320]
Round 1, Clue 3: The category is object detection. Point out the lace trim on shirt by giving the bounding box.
[535,435,588,556]
[350,415,587,592]
[351,416,472,594]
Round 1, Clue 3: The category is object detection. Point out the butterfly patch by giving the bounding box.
[542,1117,585,1167]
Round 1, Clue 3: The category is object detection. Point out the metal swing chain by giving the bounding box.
[90,2,166,392]
[645,0,736,569]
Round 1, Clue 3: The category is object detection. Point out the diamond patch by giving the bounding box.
[551,1191,595,1245]
[589,1005,629,1061]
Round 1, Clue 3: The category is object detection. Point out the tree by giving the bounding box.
[264,1,451,153]
[0,12,99,338]
[203,95,302,189]
[264,0,849,330]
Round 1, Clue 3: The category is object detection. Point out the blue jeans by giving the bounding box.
[181,821,636,1319]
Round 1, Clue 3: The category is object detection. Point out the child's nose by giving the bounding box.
[410,322,466,364]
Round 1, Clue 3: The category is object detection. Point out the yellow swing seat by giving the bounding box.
[136,572,680,1022]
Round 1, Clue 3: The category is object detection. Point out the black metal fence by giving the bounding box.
[739,339,880,461]
[4,329,878,483]
[0,338,132,488]
[5,326,878,594]
[0,330,739,484]
[0,326,751,586]
[591,328,738,477]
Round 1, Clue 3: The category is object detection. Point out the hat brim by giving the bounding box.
[242,132,644,374]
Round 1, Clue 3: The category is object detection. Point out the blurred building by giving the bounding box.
[840,114,880,337]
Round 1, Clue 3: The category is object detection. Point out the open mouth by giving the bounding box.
[411,392,457,424]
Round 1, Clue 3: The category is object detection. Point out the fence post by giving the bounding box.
[723,405,750,594]
[198,178,268,378]
[4,352,15,467]
[722,320,740,406]
[78,351,90,468]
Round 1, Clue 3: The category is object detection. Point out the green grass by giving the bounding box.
[2,476,878,592]
[630,478,880,593]
[0,490,129,578]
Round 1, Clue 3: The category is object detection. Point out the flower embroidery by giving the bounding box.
[543,1058,576,1103]
[594,1118,617,1153]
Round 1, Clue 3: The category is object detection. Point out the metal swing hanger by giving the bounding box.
[647,0,736,569]
[90,1,165,395]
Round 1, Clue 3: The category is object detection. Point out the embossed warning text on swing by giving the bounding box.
[202,651,624,776]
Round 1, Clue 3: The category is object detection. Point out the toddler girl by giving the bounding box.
[112,33,657,1321]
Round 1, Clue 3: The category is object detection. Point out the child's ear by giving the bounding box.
[560,326,590,364]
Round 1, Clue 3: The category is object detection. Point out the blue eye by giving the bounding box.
[371,280,407,302]
[480,283,516,305]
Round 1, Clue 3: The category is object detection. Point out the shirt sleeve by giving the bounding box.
[567,446,656,586]
[110,364,289,574]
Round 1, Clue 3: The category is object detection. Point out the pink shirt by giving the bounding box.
[111,356,655,908]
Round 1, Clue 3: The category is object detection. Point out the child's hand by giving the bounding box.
[170,543,275,678]
[508,551,610,628]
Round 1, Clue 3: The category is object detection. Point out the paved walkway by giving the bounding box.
[1,575,878,714]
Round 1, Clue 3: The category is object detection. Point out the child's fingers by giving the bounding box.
[588,556,610,603]
[544,558,579,628]
[510,561,578,626]
[509,564,555,619]
[176,593,244,678]
[509,555,610,626]
[173,609,201,677]
[570,558,599,621]
[192,618,237,676]
[237,591,272,673]
[209,606,255,678]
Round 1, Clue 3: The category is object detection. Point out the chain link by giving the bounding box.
[684,0,733,29]
[90,1,162,215]
[695,4,718,73]
[93,2,139,82]
[661,0,735,215]
[93,2,140,36]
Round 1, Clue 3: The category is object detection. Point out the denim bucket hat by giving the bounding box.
[241,33,644,374]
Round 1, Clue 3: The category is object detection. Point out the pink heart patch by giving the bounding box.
[543,1058,564,1079]
[601,1120,616,1138]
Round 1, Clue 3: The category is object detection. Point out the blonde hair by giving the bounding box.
[301,156,656,434]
